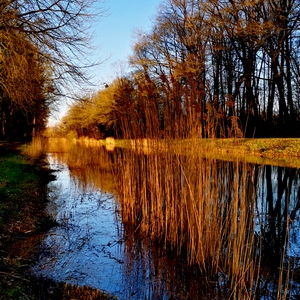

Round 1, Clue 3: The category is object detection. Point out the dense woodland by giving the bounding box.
[2,0,300,140]
[0,0,97,140]
[61,0,300,139]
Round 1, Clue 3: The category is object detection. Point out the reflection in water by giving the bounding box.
[33,144,300,299]
[258,166,300,292]
[113,148,300,299]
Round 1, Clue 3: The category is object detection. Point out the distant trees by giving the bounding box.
[63,0,300,139]
[0,0,99,140]
[61,81,123,139]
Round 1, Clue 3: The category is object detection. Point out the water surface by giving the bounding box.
[32,147,300,299]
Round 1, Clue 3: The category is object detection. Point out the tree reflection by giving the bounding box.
[260,166,300,280]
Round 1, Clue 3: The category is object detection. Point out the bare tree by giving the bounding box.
[0,0,103,138]
[5,0,103,90]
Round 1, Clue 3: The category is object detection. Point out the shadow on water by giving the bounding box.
[32,141,300,299]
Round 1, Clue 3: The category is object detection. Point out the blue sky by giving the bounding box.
[94,0,162,83]
[50,0,162,125]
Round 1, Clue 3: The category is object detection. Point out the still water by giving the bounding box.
[32,156,143,298]
[32,145,300,299]
[33,154,184,299]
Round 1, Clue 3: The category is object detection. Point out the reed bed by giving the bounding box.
[114,150,257,297]
[47,137,73,153]
[128,138,300,169]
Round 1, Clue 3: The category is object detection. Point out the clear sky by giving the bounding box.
[94,0,162,84]
[49,0,162,125]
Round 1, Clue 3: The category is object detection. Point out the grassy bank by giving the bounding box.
[0,142,55,299]
[113,137,300,168]
[188,138,300,158]
[175,138,300,168]
[0,141,115,300]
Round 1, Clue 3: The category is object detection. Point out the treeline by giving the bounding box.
[61,0,300,139]
[0,0,97,140]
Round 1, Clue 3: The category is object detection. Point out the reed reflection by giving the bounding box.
[113,148,300,299]
[50,144,116,195]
